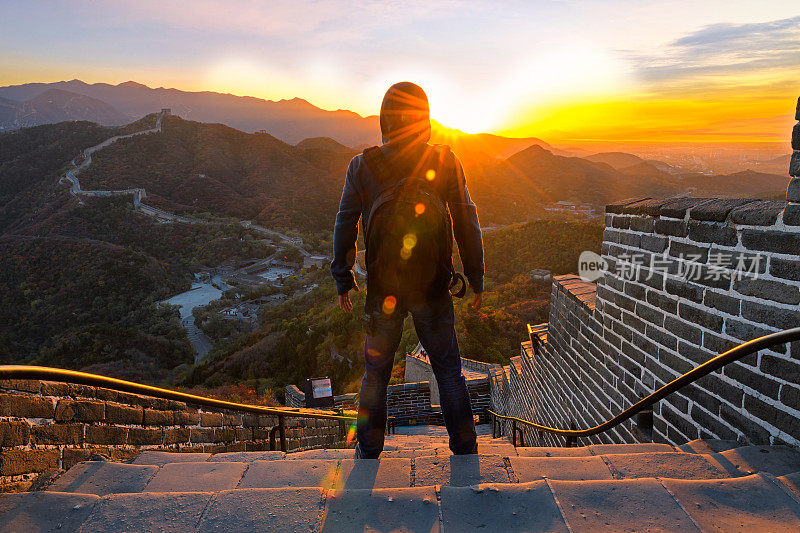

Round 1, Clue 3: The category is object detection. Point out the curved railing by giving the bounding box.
[489,327,800,447]
[0,365,356,452]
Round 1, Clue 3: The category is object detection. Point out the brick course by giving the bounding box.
[0,379,347,488]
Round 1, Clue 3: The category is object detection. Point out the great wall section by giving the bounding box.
[1,99,800,529]
[59,109,317,256]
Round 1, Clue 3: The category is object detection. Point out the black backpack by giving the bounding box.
[362,145,466,304]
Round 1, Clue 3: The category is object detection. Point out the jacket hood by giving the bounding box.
[380,82,431,145]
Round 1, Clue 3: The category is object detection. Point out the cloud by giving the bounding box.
[628,15,800,82]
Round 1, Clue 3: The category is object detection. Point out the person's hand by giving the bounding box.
[338,284,359,312]
[472,291,483,311]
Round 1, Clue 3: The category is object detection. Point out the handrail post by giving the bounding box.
[269,426,279,451]
[491,413,496,438]
[512,419,517,447]
[338,408,346,441]
[565,421,577,448]
[278,414,287,452]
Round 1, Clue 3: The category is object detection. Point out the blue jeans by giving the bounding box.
[357,291,477,458]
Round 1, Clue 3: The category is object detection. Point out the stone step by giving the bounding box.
[661,473,800,532]
[713,445,800,477]
[74,491,212,533]
[510,451,732,482]
[208,451,286,462]
[335,459,412,490]
[512,442,679,458]
[602,451,731,480]
[440,480,569,532]
[413,454,514,487]
[197,487,325,532]
[47,461,158,496]
[9,474,800,532]
[132,450,212,466]
[677,438,740,454]
[44,450,788,500]
[287,449,355,460]
[515,446,593,457]
[322,486,439,532]
[549,477,704,531]
[239,459,340,489]
[0,491,98,532]
[586,442,678,455]
[510,455,614,482]
[143,461,248,493]
[48,446,797,497]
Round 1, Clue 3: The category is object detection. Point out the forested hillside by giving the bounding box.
[79,115,355,231]
[0,197,274,382]
[0,116,275,383]
[0,116,156,232]
[186,220,603,397]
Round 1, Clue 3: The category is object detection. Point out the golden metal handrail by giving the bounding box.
[0,365,357,452]
[0,365,356,421]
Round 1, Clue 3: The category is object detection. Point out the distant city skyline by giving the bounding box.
[1,1,799,142]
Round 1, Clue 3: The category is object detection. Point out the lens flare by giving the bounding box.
[400,248,412,260]
[414,203,426,215]
[345,421,357,446]
[425,169,436,181]
[403,234,417,249]
[382,295,397,314]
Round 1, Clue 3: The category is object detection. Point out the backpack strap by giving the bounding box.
[362,146,391,188]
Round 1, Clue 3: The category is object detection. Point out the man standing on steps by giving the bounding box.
[331,82,485,458]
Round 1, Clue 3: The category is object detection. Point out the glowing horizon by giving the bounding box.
[1,1,799,143]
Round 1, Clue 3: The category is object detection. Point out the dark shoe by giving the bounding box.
[354,442,380,459]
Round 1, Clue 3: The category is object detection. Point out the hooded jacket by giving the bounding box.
[330,83,484,299]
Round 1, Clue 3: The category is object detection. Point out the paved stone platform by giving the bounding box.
[2,428,800,531]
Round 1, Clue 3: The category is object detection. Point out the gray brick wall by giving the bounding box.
[789,97,800,203]
[1,379,345,489]
[492,195,800,448]
[597,196,800,446]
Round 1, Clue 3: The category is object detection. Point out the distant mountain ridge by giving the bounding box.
[71,115,358,231]
[0,88,130,130]
[585,151,648,170]
[0,79,380,146]
[1,110,790,233]
[467,144,790,224]
[0,80,563,158]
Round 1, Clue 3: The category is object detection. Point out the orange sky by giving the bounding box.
[502,90,797,144]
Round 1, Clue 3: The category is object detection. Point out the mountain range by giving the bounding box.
[0,80,570,159]
[3,113,787,236]
[0,80,384,146]
[0,78,792,233]
[0,88,130,130]
[0,79,377,146]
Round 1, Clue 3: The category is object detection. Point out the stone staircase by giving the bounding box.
[3,425,800,532]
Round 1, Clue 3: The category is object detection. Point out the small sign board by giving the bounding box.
[304,377,334,408]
